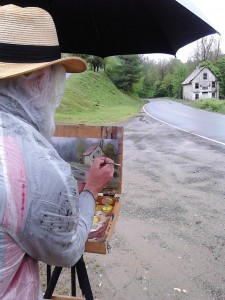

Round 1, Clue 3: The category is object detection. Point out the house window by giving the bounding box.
[195,93,199,99]
[195,83,199,89]
[212,81,216,88]
[203,73,207,80]
[212,92,216,98]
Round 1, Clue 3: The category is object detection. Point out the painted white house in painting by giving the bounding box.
[182,67,219,100]
[83,144,103,165]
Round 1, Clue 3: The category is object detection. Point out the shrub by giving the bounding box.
[193,98,225,113]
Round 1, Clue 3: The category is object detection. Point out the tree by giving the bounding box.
[103,143,117,162]
[190,34,222,64]
[106,55,143,93]
[87,56,104,72]
[76,140,87,162]
[139,58,159,97]
[172,62,189,98]
[198,60,220,78]
[61,53,90,61]
[104,56,120,76]
[160,73,174,97]
[215,57,225,97]
[153,80,166,98]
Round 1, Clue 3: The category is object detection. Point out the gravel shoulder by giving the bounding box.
[40,110,225,300]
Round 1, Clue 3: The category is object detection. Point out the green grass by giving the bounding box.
[172,98,225,114]
[190,98,225,114]
[55,71,144,125]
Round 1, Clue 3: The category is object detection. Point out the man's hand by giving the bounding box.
[83,157,114,199]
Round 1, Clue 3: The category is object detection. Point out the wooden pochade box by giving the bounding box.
[53,124,123,255]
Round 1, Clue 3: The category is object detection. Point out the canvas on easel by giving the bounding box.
[52,125,123,254]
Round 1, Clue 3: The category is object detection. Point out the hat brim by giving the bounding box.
[0,56,87,79]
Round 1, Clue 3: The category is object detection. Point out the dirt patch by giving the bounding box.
[40,111,225,300]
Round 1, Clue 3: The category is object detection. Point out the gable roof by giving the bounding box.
[83,144,102,156]
[182,67,218,85]
[182,67,204,85]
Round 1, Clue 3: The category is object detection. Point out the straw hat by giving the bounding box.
[0,5,87,79]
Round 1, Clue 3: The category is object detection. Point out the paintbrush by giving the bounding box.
[105,162,121,166]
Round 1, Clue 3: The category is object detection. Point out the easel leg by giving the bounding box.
[44,266,62,299]
[44,256,93,299]
[47,265,51,285]
[71,265,76,296]
[76,256,94,300]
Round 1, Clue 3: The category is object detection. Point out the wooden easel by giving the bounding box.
[45,125,124,299]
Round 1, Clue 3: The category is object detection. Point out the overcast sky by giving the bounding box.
[146,0,225,62]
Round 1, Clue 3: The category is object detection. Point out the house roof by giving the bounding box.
[182,67,205,85]
[83,144,102,156]
[182,67,219,85]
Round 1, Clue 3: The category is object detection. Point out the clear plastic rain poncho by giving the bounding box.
[0,65,95,299]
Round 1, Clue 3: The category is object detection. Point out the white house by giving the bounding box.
[83,144,104,165]
[182,67,219,100]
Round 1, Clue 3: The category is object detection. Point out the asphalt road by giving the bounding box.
[40,112,225,299]
[144,99,225,145]
[87,112,225,300]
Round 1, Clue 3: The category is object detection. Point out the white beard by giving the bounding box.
[0,64,66,139]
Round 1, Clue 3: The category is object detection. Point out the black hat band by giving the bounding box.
[0,42,61,63]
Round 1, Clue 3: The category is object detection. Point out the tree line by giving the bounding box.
[64,34,225,99]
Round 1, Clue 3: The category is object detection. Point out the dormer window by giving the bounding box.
[203,73,207,80]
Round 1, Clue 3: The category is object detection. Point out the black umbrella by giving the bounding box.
[0,0,218,57]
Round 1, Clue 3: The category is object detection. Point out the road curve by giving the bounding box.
[144,99,225,145]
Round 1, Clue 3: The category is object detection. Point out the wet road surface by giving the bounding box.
[144,99,225,145]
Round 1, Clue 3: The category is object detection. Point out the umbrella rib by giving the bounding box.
[86,0,101,44]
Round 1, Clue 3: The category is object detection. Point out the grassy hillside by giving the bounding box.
[55,71,144,125]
